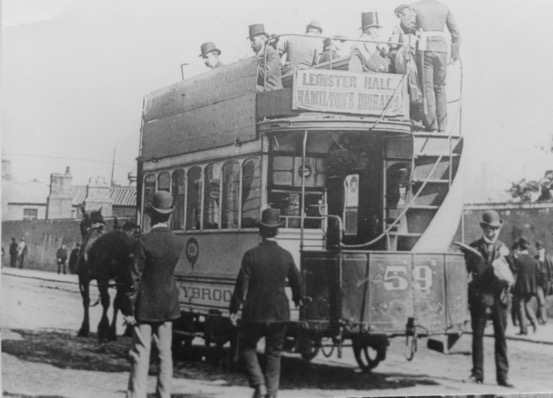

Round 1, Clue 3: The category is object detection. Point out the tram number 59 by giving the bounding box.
[383,265,433,292]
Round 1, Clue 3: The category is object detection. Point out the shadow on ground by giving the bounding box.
[3,328,440,393]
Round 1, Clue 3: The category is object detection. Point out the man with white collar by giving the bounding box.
[465,210,513,388]
[199,42,224,69]
[122,191,185,398]
[395,0,460,133]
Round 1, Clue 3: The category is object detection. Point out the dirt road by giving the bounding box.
[2,271,553,397]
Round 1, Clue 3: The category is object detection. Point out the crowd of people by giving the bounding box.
[197,0,460,133]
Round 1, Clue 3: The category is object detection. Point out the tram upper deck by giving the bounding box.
[140,38,463,254]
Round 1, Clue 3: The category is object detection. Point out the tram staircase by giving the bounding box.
[389,133,464,252]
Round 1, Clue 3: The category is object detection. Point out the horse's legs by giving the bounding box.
[78,275,91,337]
[110,287,123,341]
[97,279,111,341]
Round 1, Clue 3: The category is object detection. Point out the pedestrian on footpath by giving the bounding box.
[121,191,184,398]
[17,238,28,269]
[230,208,302,398]
[9,237,18,268]
[535,240,553,324]
[56,243,68,275]
[512,237,540,335]
[464,210,514,387]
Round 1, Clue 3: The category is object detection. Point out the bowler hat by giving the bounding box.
[480,210,503,228]
[517,236,529,250]
[147,191,174,215]
[248,24,269,40]
[199,42,221,57]
[361,12,381,30]
[258,208,283,228]
[306,20,323,33]
[394,4,411,16]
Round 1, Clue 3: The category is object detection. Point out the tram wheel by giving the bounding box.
[352,337,386,372]
[297,337,321,361]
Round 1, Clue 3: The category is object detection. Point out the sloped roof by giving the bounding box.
[70,186,87,206]
[110,187,136,207]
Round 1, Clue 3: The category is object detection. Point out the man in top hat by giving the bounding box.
[534,240,553,324]
[394,0,460,133]
[230,208,302,398]
[122,191,185,398]
[199,42,224,69]
[248,24,283,92]
[464,210,513,387]
[352,12,391,73]
[278,20,324,75]
[9,237,18,268]
[511,236,540,335]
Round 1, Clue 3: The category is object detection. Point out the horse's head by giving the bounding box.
[79,206,105,238]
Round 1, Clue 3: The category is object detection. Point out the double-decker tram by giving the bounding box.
[137,35,467,370]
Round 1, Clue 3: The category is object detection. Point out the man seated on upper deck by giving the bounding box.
[249,23,283,92]
[319,35,348,64]
[278,20,324,75]
[352,12,391,73]
[199,42,224,69]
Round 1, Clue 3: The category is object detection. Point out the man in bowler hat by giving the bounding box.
[464,210,513,387]
[122,191,185,398]
[512,236,540,335]
[353,12,391,73]
[230,208,302,398]
[248,24,283,92]
[278,20,324,75]
[394,0,460,133]
[199,42,224,69]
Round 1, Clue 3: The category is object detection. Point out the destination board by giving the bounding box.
[292,69,409,117]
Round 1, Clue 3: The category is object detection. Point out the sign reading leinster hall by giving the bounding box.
[293,69,409,117]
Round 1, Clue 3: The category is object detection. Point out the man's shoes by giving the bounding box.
[498,380,514,388]
[466,375,483,384]
[516,331,528,335]
[252,384,267,398]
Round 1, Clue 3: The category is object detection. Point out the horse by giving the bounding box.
[76,207,136,341]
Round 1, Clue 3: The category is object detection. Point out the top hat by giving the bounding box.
[480,210,503,228]
[361,12,381,30]
[258,208,283,228]
[306,20,323,33]
[394,4,411,16]
[147,191,174,215]
[199,42,221,57]
[248,24,269,40]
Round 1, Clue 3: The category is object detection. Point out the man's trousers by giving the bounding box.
[127,321,173,398]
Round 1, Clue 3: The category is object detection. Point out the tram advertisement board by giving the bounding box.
[292,69,408,117]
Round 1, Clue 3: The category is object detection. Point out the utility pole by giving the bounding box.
[110,146,116,187]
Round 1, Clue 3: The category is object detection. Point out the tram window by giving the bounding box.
[272,156,325,188]
[222,161,240,229]
[268,190,323,229]
[186,167,202,230]
[158,172,171,192]
[203,164,221,229]
[142,174,156,232]
[171,169,185,230]
[241,158,261,228]
[386,163,410,221]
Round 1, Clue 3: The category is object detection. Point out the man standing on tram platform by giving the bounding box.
[230,208,302,398]
[353,12,391,73]
[395,0,460,133]
[464,210,514,388]
[199,42,224,69]
[248,24,283,92]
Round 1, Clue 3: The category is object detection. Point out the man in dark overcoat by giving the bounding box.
[9,237,18,268]
[512,237,540,335]
[248,24,283,92]
[535,240,553,324]
[56,243,68,275]
[465,210,513,387]
[122,191,185,398]
[230,208,302,398]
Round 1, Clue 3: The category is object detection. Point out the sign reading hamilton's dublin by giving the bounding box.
[293,69,408,117]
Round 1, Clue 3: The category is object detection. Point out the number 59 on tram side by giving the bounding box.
[136,38,468,371]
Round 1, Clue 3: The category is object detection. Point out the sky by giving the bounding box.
[2,0,553,201]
